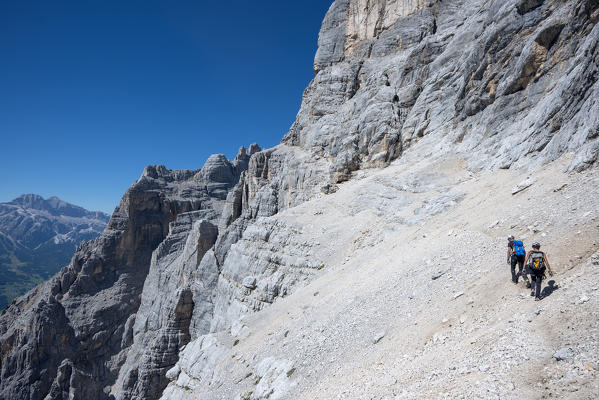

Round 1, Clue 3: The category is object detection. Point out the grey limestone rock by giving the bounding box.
[160,334,232,395]
[210,216,326,333]
[290,0,599,180]
[516,0,545,15]
[0,152,249,400]
[373,331,386,344]
[512,177,534,194]
[214,144,328,268]
[251,357,296,400]
[110,153,253,400]
[553,347,574,361]
[3,1,599,399]
[314,0,350,72]
[111,216,219,400]
[242,276,257,289]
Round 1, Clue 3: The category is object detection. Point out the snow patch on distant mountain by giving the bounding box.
[0,194,110,309]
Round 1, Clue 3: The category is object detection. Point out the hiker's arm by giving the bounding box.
[524,251,530,266]
[544,254,553,273]
[507,247,511,263]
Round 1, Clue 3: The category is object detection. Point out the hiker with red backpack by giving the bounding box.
[507,235,530,286]
[524,242,554,301]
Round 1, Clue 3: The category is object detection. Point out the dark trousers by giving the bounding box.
[529,269,544,298]
[511,255,527,283]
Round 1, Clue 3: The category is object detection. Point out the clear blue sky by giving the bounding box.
[0,1,332,214]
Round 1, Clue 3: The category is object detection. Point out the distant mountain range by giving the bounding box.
[0,194,109,309]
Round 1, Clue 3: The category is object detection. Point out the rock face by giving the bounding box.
[1,0,599,399]
[0,195,109,309]
[292,0,599,181]
[0,151,250,400]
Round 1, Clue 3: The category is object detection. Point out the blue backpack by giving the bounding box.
[512,240,525,256]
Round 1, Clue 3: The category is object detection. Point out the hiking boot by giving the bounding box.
[535,297,541,301]
[530,291,535,297]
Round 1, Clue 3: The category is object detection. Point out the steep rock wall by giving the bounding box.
[293,0,599,182]
[110,149,255,400]
[0,152,250,400]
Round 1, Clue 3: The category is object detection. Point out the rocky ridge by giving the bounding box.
[1,0,598,399]
[0,195,109,309]
[0,149,253,399]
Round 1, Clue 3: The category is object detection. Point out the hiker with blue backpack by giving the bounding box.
[507,235,530,286]
[524,242,554,301]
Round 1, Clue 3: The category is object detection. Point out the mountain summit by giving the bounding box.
[0,195,109,309]
[8,194,108,219]
[1,1,598,399]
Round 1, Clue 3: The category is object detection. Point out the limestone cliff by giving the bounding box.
[1,0,598,399]
[296,0,599,182]
[0,151,250,399]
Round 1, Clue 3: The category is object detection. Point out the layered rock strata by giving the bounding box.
[293,0,599,181]
[0,149,252,399]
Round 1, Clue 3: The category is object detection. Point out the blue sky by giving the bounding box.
[0,1,332,213]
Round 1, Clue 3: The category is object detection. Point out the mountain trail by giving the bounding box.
[166,150,599,399]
